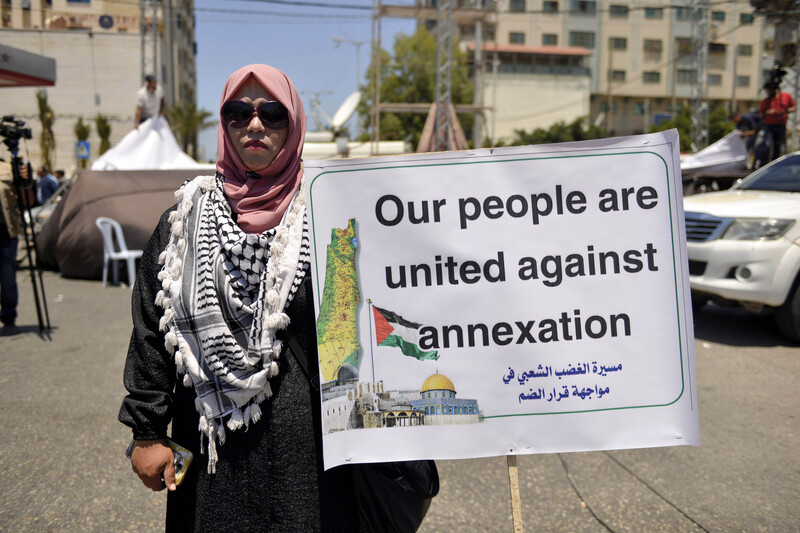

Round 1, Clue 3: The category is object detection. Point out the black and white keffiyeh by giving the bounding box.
[155,174,310,472]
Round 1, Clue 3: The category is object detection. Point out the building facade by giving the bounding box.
[0,0,196,171]
[418,0,775,142]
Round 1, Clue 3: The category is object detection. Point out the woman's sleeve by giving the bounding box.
[118,208,177,440]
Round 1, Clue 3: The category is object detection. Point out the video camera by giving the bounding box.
[0,116,33,153]
[764,62,787,91]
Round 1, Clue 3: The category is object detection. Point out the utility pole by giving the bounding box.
[434,0,454,151]
[689,0,710,153]
[140,0,159,83]
[472,0,484,148]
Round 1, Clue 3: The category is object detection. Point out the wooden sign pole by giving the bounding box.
[507,455,524,532]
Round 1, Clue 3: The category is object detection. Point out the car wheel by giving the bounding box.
[775,278,800,343]
[691,293,708,312]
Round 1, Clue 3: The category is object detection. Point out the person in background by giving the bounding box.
[135,74,165,129]
[0,160,22,335]
[35,166,59,206]
[759,81,796,164]
[730,110,762,169]
[54,169,66,182]
[119,64,358,532]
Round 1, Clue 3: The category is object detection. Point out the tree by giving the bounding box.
[74,116,91,169]
[36,90,56,169]
[95,114,112,156]
[649,104,734,152]
[359,26,474,147]
[506,116,607,146]
[165,101,215,160]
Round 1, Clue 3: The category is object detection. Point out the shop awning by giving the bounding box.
[0,43,56,87]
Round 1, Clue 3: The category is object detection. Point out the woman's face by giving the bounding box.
[224,78,289,172]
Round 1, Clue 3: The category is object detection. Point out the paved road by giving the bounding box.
[1,272,798,532]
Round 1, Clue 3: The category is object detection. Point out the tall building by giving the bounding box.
[0,0,196,171]
[414,0,774,143]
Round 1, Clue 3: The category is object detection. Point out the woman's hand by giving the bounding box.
[130,439,177,491]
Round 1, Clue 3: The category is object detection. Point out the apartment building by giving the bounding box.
[0,0,196,170]
[420,0,774,142]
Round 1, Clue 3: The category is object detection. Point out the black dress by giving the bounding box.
[118,209,357,533]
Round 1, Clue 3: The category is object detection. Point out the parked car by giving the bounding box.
[684,152,800,342]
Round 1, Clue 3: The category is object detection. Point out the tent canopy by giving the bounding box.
[38,169,207,280]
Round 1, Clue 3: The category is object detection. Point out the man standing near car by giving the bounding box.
[730,111,762,169]
[759,81,796,164]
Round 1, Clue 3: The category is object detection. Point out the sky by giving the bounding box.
[194,0,416,161]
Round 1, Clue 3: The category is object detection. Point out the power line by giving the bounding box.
[197,7,367,19]
[226,0,372,10]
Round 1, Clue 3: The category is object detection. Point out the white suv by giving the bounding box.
[684,153,800,342]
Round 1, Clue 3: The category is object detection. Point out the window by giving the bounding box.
[711,10,725,22]
[674,6,690,20]
[609,4,628,17]
[708,74,722,86]
[599,102,617,113]
[644,7,663,19]
[509,32,525,44]
[610,37,627,50]
[543,0,559,12]
[643,71,661,83]
[740,13,754,24]
[709,42,726,54]
[509,0,525,12]
[737,44,753,56]
[634,102,646,115]
[677,69,697,84]
[736,75,750,87]
[676,37,692,54]
[644,39,662,53]
[542,33,558,45]
[569,31,595,48]
[570,0,596,14]
[609,70,626,82]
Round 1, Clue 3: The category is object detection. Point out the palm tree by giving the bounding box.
[95,114,112,156]
[165,101,215,161]
[36,90,56,169]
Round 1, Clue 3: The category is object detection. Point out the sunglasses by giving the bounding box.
[221,100,290,129]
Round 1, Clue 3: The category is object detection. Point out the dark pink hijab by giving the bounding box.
[216,64,306,234]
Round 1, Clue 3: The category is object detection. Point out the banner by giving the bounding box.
[305,130,699,469]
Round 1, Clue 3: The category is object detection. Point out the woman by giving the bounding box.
[118,64,357,532]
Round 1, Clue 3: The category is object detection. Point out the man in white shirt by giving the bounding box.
[135,74,165,129]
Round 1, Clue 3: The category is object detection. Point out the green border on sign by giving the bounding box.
[307,149,687,418]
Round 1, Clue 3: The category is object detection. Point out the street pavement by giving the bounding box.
[0,271,798,532]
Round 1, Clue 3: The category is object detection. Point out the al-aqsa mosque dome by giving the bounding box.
[421,372,456,394]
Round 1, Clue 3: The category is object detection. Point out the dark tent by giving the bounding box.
[37,169,207,280]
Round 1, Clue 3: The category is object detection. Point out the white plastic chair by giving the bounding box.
[95,217,143,287]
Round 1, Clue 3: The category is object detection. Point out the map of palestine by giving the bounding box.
[316,218,362,382]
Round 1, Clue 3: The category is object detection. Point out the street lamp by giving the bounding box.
[332,36,367,137]
[331,36,366,90]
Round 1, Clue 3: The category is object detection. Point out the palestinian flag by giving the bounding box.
[372,305,439,361]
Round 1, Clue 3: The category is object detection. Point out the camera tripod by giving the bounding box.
[2,139,51,334]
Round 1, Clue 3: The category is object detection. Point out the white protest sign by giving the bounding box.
[304,130,699,470]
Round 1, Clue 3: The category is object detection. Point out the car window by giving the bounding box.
[738,155,800,192]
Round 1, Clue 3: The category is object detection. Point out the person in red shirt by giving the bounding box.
[758,80,796,165]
